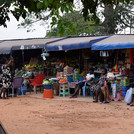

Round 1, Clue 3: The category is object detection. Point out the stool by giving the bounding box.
[43,89,53,98]
[59,83,70,97]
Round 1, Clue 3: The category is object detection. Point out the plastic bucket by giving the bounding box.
[43,89,53,98]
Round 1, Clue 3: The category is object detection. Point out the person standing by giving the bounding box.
[56,59,64,78]
[0,56,14,99]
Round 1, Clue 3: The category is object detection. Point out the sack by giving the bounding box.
[124,88,133,103]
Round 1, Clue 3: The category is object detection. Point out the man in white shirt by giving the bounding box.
[70,68,95,98]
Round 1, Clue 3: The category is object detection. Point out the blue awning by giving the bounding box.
[0,37,63,54]
[91,35,134,50]
[45,36,108,51]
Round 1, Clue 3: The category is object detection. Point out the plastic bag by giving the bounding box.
[111,84,117,98]
[124,88,133,103]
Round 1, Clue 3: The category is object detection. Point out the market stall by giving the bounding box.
[91,35,134,100]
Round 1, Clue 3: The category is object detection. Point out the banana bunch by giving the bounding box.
[24,64,36,70]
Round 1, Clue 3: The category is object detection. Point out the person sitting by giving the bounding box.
[70,68,95,98]
[91,68,109,103]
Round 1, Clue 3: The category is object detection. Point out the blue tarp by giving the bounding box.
[91,35,134,50]
[45,36,108,51]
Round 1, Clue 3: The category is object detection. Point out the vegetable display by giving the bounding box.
[59,78,68,83]
[42,79,53,85]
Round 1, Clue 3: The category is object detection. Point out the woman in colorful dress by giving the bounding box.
[0,56,14,99]
[91,69,109,103]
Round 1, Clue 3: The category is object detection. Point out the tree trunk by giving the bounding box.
[102,4,115,34]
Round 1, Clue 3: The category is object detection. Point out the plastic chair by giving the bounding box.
[11,77,24,97]
[82,81,92,97]
[29,74,45,93]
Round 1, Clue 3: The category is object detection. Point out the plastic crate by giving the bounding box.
[44,84,53,89]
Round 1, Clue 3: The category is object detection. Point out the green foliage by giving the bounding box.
[46,11,105,37]
[0,0,132,28]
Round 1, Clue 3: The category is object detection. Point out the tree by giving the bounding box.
[0,0,131,28]
[97,1,134,34]
[46,11,105,37]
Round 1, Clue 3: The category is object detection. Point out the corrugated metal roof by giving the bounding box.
[91,35,134,50]
[0,37,64,54]
[45,36,108,51]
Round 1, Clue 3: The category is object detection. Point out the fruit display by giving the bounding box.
[24,64,36,70]
[24,64,44,70]
[59,78,68,83]
[15,67,25,77]
[35,64,44,70]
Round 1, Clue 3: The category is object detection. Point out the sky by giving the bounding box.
[0,1,131,40]
[0,0,82,40]
[0,14,47,40]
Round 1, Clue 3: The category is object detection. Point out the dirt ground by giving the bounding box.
[0,94,134,134]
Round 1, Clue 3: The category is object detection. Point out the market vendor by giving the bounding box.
[70,68,95,98]
[56,59,64,78]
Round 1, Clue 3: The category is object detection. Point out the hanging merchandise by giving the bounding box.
[113,65,120,74]
[41,49,50,61]
[100,51,109,57]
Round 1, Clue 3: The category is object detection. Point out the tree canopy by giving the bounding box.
[46,11,105,37]
[0,0,131,28]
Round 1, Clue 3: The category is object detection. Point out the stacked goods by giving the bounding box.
[120,78,129,86]
[59,78,68,83]
[74,69,80,74]
[121,86,130,96]
[120,78,130,96]
[63,66,73,76]
[115,79,121,84]
[73,73,80,81]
